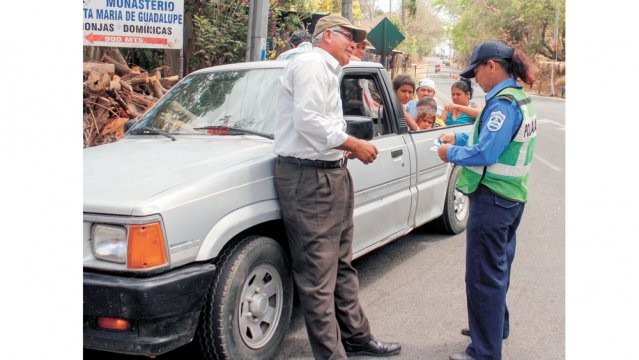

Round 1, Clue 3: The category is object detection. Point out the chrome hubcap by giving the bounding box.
[453,189,469,222]
[238,264,283,349]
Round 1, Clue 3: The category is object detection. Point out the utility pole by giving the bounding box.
[246,0,268,62]
[550,5,559,96]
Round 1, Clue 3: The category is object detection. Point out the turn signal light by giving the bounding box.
[127,222,167,269]
[97,317,129,331]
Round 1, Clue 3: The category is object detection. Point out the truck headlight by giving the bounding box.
[92,224,127,263]
[91,222,168,269]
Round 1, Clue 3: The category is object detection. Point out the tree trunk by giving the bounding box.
[401,0,405,26]
[163,49,181,78]
[342,0,353,21]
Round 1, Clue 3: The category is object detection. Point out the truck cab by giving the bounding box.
[83,60,470,359]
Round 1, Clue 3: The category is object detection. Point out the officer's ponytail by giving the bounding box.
[509,49,535,87]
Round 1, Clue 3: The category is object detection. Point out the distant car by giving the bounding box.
[443,60,451,66]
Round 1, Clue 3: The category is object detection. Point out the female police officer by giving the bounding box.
[437,41,537,360]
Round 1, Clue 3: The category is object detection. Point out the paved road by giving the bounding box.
[275,62,566,360]
[84,60,565,360]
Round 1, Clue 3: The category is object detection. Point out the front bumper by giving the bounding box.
[83,262,216,356]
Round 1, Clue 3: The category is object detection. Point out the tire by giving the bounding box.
[434,166,469,234]
[197,235,294,360]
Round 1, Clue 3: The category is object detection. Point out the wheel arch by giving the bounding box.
[195,200,288,262]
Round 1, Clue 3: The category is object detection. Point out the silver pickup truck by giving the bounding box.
[83,60,471,359]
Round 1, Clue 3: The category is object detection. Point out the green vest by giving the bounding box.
[456,86,537,202]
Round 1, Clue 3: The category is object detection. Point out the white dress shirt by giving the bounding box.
[274,47,349,161]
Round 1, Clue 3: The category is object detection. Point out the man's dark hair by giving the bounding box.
[392,74,415,92]
[289,30,312,47]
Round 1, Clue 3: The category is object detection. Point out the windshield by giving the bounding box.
[131,68,282,135]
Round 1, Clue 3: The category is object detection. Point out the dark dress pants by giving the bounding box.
[274,160,371,360]
[465,185,525,360]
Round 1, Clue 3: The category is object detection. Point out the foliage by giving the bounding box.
[404,0,417,18]
[120,49,164,70]
[303,0,364,21]
[189,0,309,69]
[433,0,565,62]
[387,1,443,60]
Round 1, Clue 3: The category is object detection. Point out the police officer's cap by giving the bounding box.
[459,41,515,79]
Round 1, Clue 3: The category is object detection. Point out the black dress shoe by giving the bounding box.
[461,328,508,339]
[343,338,401,357]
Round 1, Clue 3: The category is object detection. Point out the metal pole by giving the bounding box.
[550,6,559,96]
[246,0,268,62]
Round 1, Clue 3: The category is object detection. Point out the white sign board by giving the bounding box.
[83,0,184,49]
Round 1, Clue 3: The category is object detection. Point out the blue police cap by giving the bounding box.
[459,41,515,79]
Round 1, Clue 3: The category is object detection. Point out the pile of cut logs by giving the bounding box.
[83,49,179,147]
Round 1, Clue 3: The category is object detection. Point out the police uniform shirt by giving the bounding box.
[446,77,523,166]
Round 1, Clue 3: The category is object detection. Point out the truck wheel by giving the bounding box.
[197,235,293,360]
[434,166,469,234]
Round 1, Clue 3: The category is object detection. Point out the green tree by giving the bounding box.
[388,1,443,60]
[189,0,308,69]
[433,0,565,62]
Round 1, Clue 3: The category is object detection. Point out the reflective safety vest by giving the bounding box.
[456,86,537,202]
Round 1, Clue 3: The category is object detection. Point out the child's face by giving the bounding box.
[353,42,366,59]
[396,84,414,105]
[416,112,435,129]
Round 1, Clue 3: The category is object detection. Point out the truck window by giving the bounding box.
[341,75,392,137]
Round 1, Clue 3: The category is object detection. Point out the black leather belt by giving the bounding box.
[278,156,346,169]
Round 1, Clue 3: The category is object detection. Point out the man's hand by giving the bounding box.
[438,143,451,163]
[350,139,378,164]
[438,132,456,145]
[339,136,378,164]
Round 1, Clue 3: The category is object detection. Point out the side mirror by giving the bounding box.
[124,118,139,133]
[345,116,374,141]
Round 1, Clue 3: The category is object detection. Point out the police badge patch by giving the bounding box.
[486,111,506,131]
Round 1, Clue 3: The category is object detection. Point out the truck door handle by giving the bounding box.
[391,149,403,158]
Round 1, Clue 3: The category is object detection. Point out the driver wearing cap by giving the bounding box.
[274,14,401,360]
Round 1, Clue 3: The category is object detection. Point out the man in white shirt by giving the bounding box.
[276,30,313,60]
[274,13,401,360]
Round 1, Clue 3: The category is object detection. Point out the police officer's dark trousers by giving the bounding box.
[465,185,525,360]
[274,159,372,360]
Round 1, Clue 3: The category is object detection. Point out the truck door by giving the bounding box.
[408,126,453,226]
[341,70,413,255]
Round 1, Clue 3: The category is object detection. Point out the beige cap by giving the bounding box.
[313,14,367,43]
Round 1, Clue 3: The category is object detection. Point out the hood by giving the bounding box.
[84,136,274,215]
